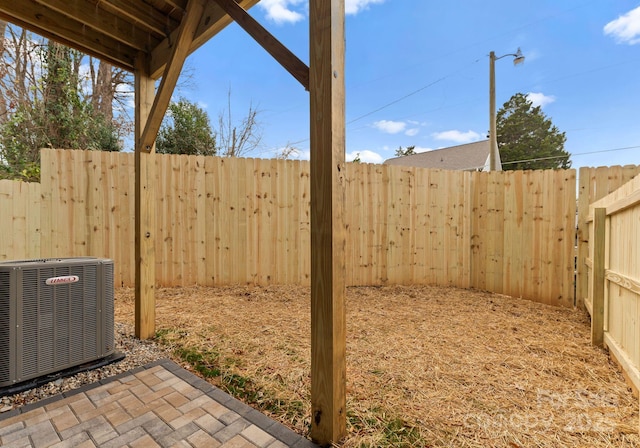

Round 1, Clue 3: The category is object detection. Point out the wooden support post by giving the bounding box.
[309,0,347,445]
[139,0,205,152]
[135,55,157,340]
[591,207,606,346]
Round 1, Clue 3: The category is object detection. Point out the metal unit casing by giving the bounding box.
[0,258,114,387]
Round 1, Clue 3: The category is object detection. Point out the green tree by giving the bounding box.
[395,145,416,157]
[497,93,570,170]
[0,38,120,181]
[156,99,216,156]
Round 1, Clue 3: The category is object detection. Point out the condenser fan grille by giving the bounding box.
[0,258,114,388]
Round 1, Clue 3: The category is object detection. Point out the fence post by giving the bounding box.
[591,207,606,346]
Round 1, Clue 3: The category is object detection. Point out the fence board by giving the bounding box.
[0,180,41,260]
[7,149,633,310]
[576,165,640,308]
[586,172,640,396]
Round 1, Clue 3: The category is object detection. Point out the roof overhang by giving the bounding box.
[0,0,260,78]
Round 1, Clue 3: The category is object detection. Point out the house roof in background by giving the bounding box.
[383,140,492,171]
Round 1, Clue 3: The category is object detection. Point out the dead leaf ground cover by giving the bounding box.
[115,285,639,447]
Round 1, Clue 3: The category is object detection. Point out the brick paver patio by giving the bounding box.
[0,359,318,448]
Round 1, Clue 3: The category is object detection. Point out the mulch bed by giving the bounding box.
[115,284,640,447]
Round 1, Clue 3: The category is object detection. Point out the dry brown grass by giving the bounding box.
[115,285,640,447]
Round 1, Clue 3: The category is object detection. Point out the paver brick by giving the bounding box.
[194,413,225,435]
[168,407,206,430]
[266,441,289,448]
[188,429,222,448]
[152,401,183,423]
[0,420,25,438]
[220,434,258,448]
[152,377,182,392]
[51,408,80,432]
[44,393,85,412]
[203,399,228,418]
[29,420,60,448]
[69,395,97,420]
[138,371,164,388]
[142,415,174,438]
[164,391,190,408]
[265,422,305,447]
[177,394,212,414]
[218,411,241,425]
[99,426,147,448]
[129,433,162,448]
[104,406,132,428]
[116,393,144,416]
[59,415,108,440]
[1,435,31,447]
[23,408,50,426]
[158,421,200,447]
[74,439,97,448]
[115,411,157,434]
[48,430,91,448]
[214,418,252,444]
[241,424,276,448]
[75,400,120,422]
[88,419,119,445]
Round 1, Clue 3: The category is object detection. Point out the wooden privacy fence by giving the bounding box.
[585,173,640,393]
[0,180,42,260]
[2,149,583,306]
[576,165,640,310]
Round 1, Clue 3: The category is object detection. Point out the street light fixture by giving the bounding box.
[489,48,525,171]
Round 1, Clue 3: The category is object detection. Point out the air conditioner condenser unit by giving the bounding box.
[0,257,117,389]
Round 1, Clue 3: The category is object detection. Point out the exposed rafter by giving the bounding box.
[149,0,260,78]
[0,0,137,70]
[139,0,205,152]
[0,0,260,75]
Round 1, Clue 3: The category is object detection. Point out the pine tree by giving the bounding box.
[497,93,570,170]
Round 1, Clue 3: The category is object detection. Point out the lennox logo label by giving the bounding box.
[45,275,80,286]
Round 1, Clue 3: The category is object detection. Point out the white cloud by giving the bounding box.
[260,0,384,23]
[345,0,386,15]
[347,150,384,163]
[259,0,305,24]
[526,92,555,108]
[374,120,407,134]
[374,120,422,136]
[414,146,432,153]
[604,6,640,45]
[432,130,481,144]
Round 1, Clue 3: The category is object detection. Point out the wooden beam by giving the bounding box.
[33,0,161,51]
[606,188,640,216]
[212,0,309,90]
[134,54,157,340]
[149,0,260,78]
[99,0,180,37]
[0,2,136,71]
[309,0,347,445]
[591,207,606,346]
[139,0,205,152]
[605,269,640,295]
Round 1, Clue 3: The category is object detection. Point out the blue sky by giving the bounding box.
[177,0,640,168]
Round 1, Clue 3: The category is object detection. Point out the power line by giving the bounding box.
[346,76,449,125]
[501,145,640,167]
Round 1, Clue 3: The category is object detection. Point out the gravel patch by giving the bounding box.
[0,322,170,413]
